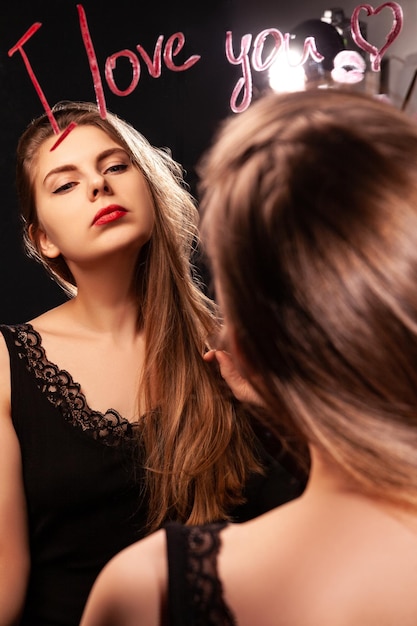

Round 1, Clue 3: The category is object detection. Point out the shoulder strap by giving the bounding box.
[166,521,236,626]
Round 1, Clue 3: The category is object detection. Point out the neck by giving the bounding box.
[64,252,141,336]
[304,445,353,496]
[304,445,417,533]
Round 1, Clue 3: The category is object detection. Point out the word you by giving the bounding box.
[8,2,403,132]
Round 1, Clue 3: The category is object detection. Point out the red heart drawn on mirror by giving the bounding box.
[351,2,403,71]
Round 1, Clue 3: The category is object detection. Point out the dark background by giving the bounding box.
[0,0,250,322]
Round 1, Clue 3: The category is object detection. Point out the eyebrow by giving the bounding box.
[43,147,129,184]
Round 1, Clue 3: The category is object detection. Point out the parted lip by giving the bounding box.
[92,204,127,225]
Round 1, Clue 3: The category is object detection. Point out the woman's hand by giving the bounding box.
[204,349,263,406]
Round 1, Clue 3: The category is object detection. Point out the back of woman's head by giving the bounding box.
[199,89,417,507]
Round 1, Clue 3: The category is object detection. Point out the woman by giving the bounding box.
[0,101,304,625]
[81,88,417,626]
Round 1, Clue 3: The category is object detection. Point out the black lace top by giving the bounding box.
[0,323,147,626]
[7,322,134,445]
[166,521,237,625]
[0,323,305,624]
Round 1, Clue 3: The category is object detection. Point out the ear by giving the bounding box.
[29,224,61,259]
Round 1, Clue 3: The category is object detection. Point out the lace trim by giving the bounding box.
[9,324,133,447]
[185,522,236,626]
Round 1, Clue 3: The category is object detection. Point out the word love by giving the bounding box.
[8,3,324,128]
[8,4,201,133]
[8,1,404,126]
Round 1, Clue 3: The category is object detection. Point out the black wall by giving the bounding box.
[0,0,246,322]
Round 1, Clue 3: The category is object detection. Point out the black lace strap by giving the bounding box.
[166,521,236,626]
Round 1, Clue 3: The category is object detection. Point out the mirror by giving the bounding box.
[0,0,415,321]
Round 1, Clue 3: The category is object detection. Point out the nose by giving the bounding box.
[88,174,112,200]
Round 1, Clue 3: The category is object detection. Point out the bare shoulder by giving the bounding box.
[219,499,417,626]
[81,529,167,626]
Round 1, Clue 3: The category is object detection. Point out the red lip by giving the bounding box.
[92,205,127,226]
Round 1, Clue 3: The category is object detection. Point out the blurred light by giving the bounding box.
[268,51,306,93]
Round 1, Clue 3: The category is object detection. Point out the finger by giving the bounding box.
[203,349,216,362]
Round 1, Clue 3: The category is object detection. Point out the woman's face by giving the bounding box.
[31,123,155,267]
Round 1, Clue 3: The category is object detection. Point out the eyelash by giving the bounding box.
[52,162,129,194]
[106,163,128,174]
[53,182,75,194]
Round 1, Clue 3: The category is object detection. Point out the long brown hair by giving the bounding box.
[16,101,263,531]
[199,88,417,510]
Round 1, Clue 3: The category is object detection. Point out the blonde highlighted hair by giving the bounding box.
[199,89,417,510]
[16,101,263,531]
